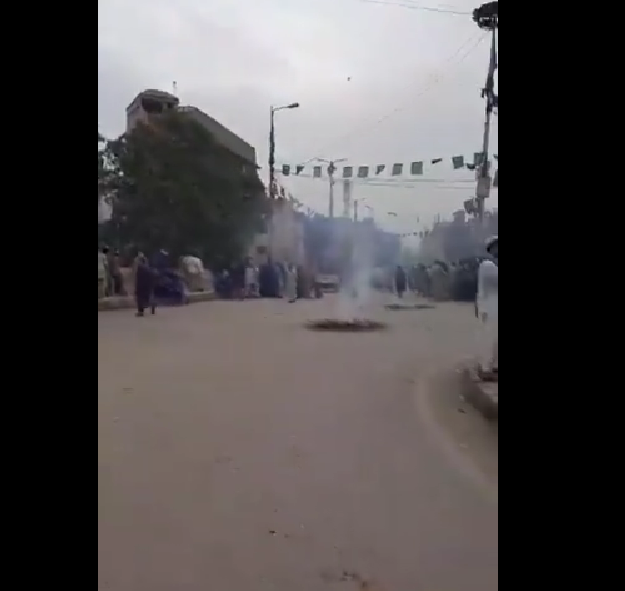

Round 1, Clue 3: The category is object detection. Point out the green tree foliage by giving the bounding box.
[100,113,267,265]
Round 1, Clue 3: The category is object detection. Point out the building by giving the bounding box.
[249,198,305,266]
[125,89,257,165]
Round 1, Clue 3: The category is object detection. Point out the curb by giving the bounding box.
[461,366,498,422]
[98,291,216,312]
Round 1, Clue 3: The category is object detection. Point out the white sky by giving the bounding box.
[98,0,498,236]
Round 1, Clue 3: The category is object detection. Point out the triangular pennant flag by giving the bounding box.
[493,169,498,187]
[452,155,465,169]
[375,164,385,175]
[282,164,290,176]
[473,152,485,166]
[357,166,369,178]
[342,166,353,178]
[392,163,403,176]
[431,158,443,164]
[295,165,304,175]
[313,166,322,178]
[410,161,424,175]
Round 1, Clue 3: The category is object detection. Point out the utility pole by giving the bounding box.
[313,158,347,218]
[342,179,352,218]
[328,162,336,218]
[473,2,498,222]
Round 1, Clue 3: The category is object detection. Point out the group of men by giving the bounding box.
[218,259,301,303]
[97,246,124,299]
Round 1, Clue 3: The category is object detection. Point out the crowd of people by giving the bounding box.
[379,259,484,302]
[214,258,322,302]
[98,246,329,316]
[97,246,124,299]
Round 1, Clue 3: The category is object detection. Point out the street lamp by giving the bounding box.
[269,102,300,199]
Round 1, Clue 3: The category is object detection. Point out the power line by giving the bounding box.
[282,173,481,190]
[358,1,471,16]
[301,31,487,163]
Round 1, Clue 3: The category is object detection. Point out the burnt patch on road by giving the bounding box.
[320,568,382,589]
[384,303,435,311]
[305,319,388,332]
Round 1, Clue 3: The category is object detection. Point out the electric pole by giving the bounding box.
[473,1,498,222]
[342,179,352,218]
[314,158,347,218]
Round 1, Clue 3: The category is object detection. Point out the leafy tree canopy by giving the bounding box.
[99,113,267,266]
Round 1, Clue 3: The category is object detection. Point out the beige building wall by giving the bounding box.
[249,199,305,266]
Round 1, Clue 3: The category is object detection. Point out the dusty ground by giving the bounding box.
[98,294,498,591]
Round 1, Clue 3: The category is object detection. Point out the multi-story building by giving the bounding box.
[125,89,257,166]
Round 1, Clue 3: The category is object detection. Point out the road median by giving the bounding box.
[461,366,498,421]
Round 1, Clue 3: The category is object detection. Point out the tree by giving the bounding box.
[103,112,267,265]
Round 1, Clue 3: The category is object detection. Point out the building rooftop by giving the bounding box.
[178,106,256,165]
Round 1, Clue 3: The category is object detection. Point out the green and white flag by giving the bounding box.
[452,155,465,169]
[410,161,424,175]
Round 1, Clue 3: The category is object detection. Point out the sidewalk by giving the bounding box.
[461,366,498,421]
[98,291,216,311]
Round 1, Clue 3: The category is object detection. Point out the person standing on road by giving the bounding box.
[244,258,256,298]
[135,255,156,317]
[108,249,123,295]
[476,236,498,378]
[395,265,407,298]
[98,247,108,299]
[285,263,298,303]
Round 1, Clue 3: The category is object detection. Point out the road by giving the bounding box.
[98,294,498,591]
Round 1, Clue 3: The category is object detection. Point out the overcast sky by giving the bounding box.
[98,0,498,235]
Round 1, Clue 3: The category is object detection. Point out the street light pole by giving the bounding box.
[269,107,276,199]
[268,102,300,200]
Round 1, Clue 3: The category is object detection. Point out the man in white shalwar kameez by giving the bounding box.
[476,236,498,378]
[285,263,298,303]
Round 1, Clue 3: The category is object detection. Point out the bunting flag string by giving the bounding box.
[278,152,498,182]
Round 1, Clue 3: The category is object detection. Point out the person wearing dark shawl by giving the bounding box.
[395,265,407,298]
[135,256,156,317]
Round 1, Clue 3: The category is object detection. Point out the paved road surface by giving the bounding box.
[98,295,498,591]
